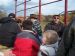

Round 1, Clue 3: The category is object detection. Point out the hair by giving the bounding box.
[53,15,60,19]
[16,19,22,23]
[43,30,59,45]
[8,13,15,18]
[22,20,33,30]
[30,14,37,19]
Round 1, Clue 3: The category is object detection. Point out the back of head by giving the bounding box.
[43,30,59,44]
[8,13,15,18]
[0,17,11,23]
[22,20,33,30]
[16,19,22,23]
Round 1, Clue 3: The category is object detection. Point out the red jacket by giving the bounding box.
[12,31,40,56]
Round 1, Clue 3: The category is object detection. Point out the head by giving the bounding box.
[53,15,60,23]
[42,30,59,45]
[30,14,36,19]
[8,13,15,20]
[22,20,33,30]
[29,14,38,22]
[16,19,22,28]
[16,19,22,23]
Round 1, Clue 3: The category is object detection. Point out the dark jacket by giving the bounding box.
[0,17,21,47]
[12,30,40,56]
[56,17,75,56]
[44,21,65,37]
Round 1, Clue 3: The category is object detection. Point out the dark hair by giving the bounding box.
[53,15,60,19]
[22,20,33,30]
[8,13,15,18]
[53,15,59,17]
[30,14,37,19]
[16,19,21,23]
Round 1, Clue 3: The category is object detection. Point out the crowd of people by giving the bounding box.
[0,12,75,56]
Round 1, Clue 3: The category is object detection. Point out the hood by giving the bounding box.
[41,42,58,51]
[0,17,15,23]
[44,42,58,49]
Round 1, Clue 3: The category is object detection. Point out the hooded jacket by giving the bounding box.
[12,30,40,56]
[44,21,65,37]
[0,17,21,47]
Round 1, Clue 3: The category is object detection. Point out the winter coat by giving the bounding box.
[32,19,42,36]
[44,21,65,37]
[12,30,40,56]
[56,17,75,56]
[0,17,21,47]
[38,42,58,56]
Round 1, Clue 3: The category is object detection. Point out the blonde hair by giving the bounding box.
[43,30,59,45]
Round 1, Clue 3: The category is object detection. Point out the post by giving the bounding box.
[64,0,68,25]
[39,0,41,21]
[24,0,26,19]
[15,0,17,18]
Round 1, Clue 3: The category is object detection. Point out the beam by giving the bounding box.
[39,0,41,21]
[24,0,26,19]
[17,0,62,13]
[64,0,68,25]
[15,0,17,18]
[17,0,31,6]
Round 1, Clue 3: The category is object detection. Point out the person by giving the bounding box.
[44,15,65,38]
[0,13,21,48]
[38,30,59,56]
[16,19,22,29]
[30,14,42,37]
[11,20,40,56]
[56,16,75,56]
[8,13,15,19]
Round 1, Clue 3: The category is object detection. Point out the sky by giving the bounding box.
[0,0,75,16]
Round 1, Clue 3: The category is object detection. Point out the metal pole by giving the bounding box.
[17,0,62,13]
[24,0,26,19]
[39,0,41,21]
[17,0,30,6]
[64,0,68,25]
[15,0,17,18]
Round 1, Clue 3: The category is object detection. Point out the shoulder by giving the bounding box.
[16,31,40,45]
[71,20,75,28]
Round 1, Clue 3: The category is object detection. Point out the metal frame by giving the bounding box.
[39,0,41,21]
[15,0,17,18]
[14,0,31,19]
[64,0,68,25]
[24,0,26,19]
[14,0,68,25]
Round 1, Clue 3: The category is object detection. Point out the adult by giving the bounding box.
[56,16,75,56]
[44,15,65,38]
[0,13,21,47]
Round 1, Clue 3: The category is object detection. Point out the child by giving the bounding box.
[38,30,59,56]
[0,20,40,56]
[11,20,40,56]
[30,14,42,37]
